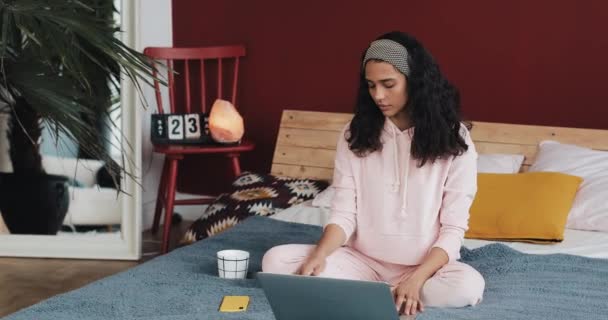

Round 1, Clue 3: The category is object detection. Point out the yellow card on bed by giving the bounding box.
[219,295,250,312]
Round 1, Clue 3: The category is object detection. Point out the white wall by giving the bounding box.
[138,0,207,230]
[138,0,172,230]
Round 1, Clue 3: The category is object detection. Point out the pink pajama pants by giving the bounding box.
[262,244,485,308]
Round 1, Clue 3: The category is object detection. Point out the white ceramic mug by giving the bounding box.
[217,249,250,279]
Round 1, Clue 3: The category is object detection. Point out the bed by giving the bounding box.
[5,110,608,320]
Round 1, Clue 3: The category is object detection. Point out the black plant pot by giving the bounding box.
[0,172,70,235]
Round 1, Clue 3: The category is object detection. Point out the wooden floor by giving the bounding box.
[0,222,190,317]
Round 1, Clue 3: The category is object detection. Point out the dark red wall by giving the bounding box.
[172,0,608,194]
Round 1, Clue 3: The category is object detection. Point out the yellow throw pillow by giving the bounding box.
[466,172,583,243]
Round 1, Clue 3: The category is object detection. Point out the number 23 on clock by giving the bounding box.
[151,113,208,142]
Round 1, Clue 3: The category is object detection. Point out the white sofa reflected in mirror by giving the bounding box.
[42,155,122,228]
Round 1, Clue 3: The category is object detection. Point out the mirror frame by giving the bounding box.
[0,0,142,260]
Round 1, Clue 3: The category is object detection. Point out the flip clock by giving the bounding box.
[150,113,214,145]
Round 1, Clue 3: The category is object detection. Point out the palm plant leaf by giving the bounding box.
[0,0,160,190]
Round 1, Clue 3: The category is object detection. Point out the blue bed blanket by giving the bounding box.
[4,216,608,320]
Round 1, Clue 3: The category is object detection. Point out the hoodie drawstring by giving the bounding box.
[391,123,400,193]
[388,119,408,216]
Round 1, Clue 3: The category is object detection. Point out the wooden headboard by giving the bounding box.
[271,110,608,180]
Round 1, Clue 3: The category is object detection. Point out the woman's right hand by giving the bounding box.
[297,252,327,276]
[296,224,346,276]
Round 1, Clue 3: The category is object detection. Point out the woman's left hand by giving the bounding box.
[394,275,426,316]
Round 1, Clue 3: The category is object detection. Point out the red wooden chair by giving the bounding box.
[144,46,255,254]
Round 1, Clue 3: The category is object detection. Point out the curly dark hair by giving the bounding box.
[347,31,471,167]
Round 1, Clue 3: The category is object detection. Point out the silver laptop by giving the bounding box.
[257,272,400,320]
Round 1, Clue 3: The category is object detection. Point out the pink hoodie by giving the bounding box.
[326,119,478,265]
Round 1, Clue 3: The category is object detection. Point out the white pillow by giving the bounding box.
[312,186,335,208]
[477,153,525,174]
[529,140,608,232]
[271,200,329,227]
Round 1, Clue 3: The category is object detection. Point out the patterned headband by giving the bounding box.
[362,39,410,77]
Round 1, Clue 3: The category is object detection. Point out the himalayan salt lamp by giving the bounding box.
[208,99,244,143]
